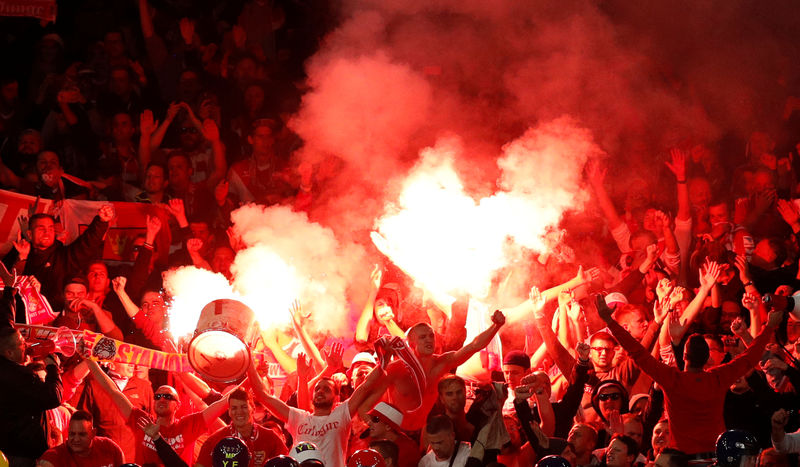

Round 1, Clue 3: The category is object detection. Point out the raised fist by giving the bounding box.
[491,310,506,327]
[98,204,115,222]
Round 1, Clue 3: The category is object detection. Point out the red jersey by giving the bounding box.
[127,407,207,466]
[607,318,771,454]
[196,423,288,466]
[38,436,123,467]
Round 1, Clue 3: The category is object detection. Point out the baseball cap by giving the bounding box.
[290,442,322,464]
[347,352,377,378]
[604,292,628,308]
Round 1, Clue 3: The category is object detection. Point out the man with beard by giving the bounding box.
[433,375,474,443]
[196,389,287,467]
[2,128,41,181]
[37,410,123,467]
[247,352,384,467]
[3,205,113,312]
[85,358,228,465]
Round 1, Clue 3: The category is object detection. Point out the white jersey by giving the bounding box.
[286,401,352,467]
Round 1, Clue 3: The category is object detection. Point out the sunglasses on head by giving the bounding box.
[154,393,177,401]
[598,393,622,402]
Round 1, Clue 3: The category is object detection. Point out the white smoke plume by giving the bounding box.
[372,117,601,300]
[163,205,366,340]
[229,204,365,337]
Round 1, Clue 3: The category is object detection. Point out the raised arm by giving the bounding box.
[596,294,677,389]
[347,364,386,418]
[356,266,381,345]
[504,266,599,324]
[138,110,158,173]
[667,149,690,222]
[85,358,133,419]
[65,206,112,271]
[290,301,325,371]
[297,353,316,412]
[672,261,720,342]
[150,102,180,149]
[112,277,140,319]
[442,310,505,369]
[201,119,227,189]
[200,389,232,425]
[261,328,297,374]
[531,287,576,376]
[77,299,123,340]
[587,160,624,231]
[247,355,290,422]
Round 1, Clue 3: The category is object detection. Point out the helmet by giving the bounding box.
[536,455,571,467]
[716,430,759,467]
[265,455,301,467]
[291,442,323,463]
[213,437,250,467]
[347,449,386,467]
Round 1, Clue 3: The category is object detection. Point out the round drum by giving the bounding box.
[188,299,260,383]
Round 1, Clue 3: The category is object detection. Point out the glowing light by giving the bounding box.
[164,266,239,339]
[165,204,362,340]
[373,117,600,298]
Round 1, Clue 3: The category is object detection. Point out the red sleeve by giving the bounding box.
[196,430,222,466]
[605,317,679,391]
[272,432,289,455]
[127,407,149,429]
[60,366,84,401]
[712,325,773,385]
[38,445,65,465]
[178,412,209,443]
[98,437,125,466]
[131,312,171,349]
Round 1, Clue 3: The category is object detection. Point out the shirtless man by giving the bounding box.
[367,310,506,430]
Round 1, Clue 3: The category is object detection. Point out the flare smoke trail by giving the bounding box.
[165,205,365,340]
[288,0,798,298]
[371,117,601,299]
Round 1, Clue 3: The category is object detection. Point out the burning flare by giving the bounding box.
[372,117,601,298]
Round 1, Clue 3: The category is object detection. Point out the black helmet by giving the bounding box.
[536,455,571,467]
[265,455,302,467]
[715,430,759,467]
[213,437,250,467]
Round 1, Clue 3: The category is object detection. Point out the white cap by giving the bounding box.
[604,292,628,308]
[291,442,322,463]
[368,402,404,432]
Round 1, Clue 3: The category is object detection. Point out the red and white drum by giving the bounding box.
[187,299,260,383]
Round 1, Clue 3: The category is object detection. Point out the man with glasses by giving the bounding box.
[85,358,228,465]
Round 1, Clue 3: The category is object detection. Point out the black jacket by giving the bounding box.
[3,215,108,312]
[0,356,62,458]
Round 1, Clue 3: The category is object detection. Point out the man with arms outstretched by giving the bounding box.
[85,358,227,465]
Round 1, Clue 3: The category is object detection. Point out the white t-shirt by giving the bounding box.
[418,442,471,467]
[286,401,352,467]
